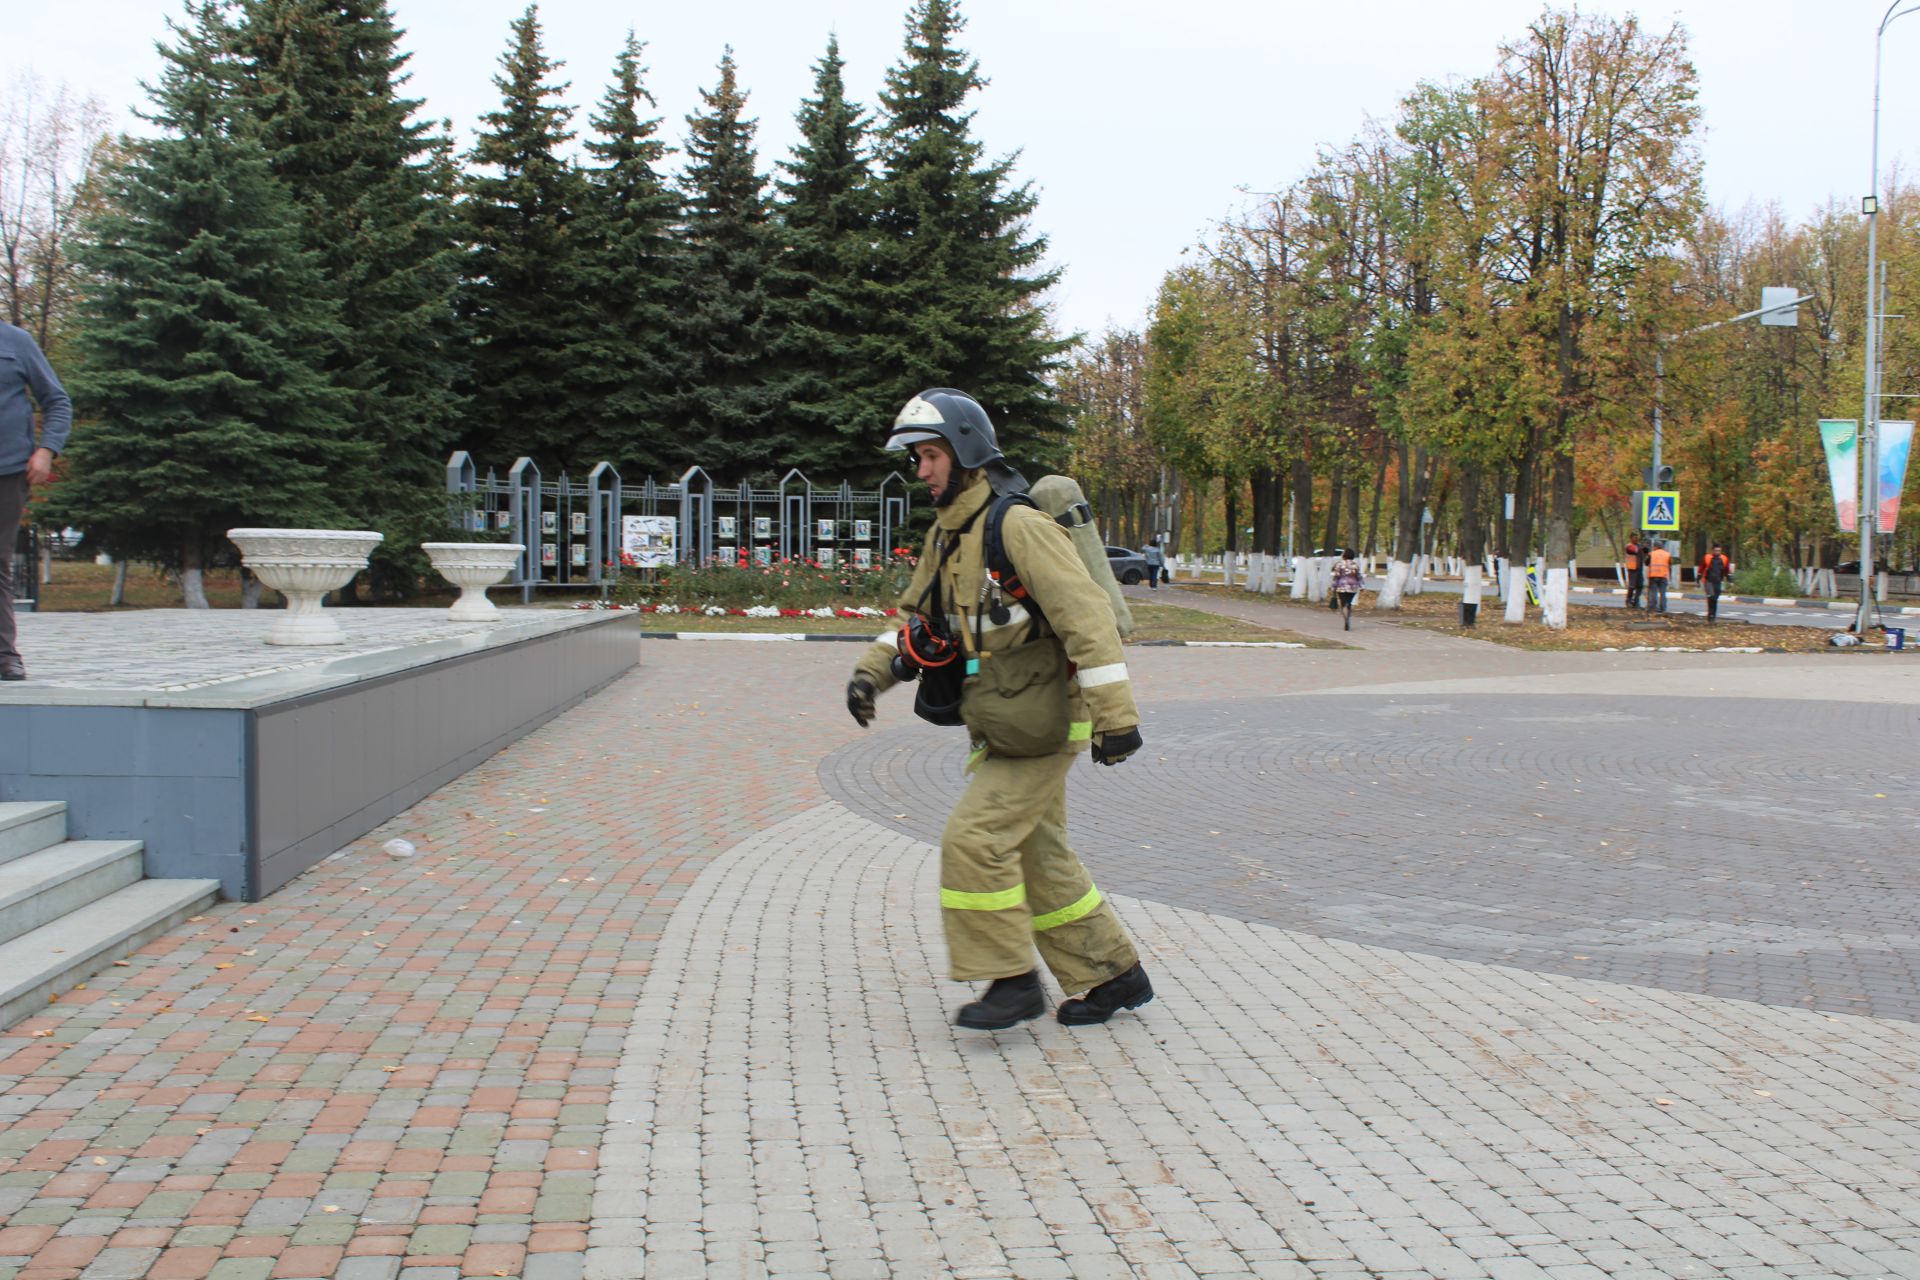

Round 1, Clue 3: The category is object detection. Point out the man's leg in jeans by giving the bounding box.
[0,472,27,674]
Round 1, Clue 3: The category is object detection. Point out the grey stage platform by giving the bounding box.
[0,607,641,900]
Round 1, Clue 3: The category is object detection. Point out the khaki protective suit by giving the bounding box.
[852,475,1141,994]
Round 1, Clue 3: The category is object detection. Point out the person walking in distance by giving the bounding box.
[0,322,71,682]
[1623,534,1644,609]
[1645,539,1673,614]
[1331,549,1363,630]
[1143,536,1165,589]
[843,389,1153,1032]
[1698,543,1734,623]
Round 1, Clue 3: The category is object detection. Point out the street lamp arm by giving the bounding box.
[1884,1,1920,35]
[1664,293,1815,343]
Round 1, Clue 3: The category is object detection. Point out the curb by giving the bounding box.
[640,631,875,642]
[641,631,1311,649]
[1570,585,1920,615]
[1601,646,1913,655]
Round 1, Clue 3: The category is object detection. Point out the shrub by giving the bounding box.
[1730,560,1799,597]
[609,552,917,610]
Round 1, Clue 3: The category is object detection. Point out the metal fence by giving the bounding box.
[446,453,914,602]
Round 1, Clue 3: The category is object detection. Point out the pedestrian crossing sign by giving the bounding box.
[1639,490,1680,531]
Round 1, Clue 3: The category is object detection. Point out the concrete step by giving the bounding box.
[0,801,68,866]
[0,839,147,946]
[0,878,220,1032]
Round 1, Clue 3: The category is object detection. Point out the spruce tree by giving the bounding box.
[870,0,1071,469]
[572,33,683,477]
[43,0,362,607]
[672,50,779,477]
[460,4,587,469]
[767,36,881,484]
[230,0,466,596]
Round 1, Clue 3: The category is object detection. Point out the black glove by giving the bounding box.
[1091,725,1142,766]
[846,676,877,727]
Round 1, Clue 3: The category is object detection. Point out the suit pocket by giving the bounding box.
[962,639,1070,757]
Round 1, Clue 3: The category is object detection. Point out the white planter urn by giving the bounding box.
[227,528,383,645]
[422,543,526,622]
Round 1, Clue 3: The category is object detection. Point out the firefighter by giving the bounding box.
[844,388,1153,1032]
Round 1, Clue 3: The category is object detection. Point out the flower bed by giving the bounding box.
[570,601,896,618]
[607,552,917,613]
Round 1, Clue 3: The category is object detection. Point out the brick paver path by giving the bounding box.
[593,803,1920,1280]
[4,635,1919,1278]
[0,645,862,1280]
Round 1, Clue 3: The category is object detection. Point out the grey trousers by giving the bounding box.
[0,471,27,671]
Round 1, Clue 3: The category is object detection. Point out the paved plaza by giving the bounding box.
[2,595,1918,1279]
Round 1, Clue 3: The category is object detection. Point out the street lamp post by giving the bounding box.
[1856,0,1918,630]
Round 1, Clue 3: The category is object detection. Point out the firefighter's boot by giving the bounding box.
[954,970,1046,1031]
[1056,962,1153,1026]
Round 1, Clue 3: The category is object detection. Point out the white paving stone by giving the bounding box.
[591,801,1920,1277]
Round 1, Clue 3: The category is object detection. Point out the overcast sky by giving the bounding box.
[11,1,1915,342]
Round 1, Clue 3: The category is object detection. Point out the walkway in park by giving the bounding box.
[2,610,1918,1279]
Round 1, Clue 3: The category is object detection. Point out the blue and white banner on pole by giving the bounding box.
[1819,420,1859,531]
[1878,421,1914,534]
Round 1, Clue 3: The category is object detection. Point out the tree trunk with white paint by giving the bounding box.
[1503,564,1528,622]
[1541,566,1569,629]
[1375,558,1412,609]
[179,539,210,609]
[1462,564,1483,609]
[109,560,128,607]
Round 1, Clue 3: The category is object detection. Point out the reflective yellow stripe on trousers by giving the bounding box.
[1032,884,1102,932]
[940,883,1027,911]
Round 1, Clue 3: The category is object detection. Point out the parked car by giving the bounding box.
[1106,545,1149,585]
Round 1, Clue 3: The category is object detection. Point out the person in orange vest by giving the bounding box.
[1623,535,1644,609]
[1645,540,1673,613]
[1698,543,1734,622]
